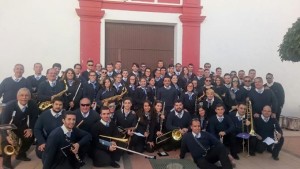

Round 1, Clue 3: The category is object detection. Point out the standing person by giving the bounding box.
[174,63,182,76]
[81,60,95,81]
[239,76,253,102]
[27,63,46,101]
[74,64,87,83]
[132,101,156,153]
[180,82,197,116]
[37,68,66,107]
[1,88,39,169]
[147,77,157,104]
[125,75,138,102]
[62,68,83,110]
[133,78,148,111]
[202,89,223,119]
[0,64,31,104]
[250,105,284,160]
[52,63,62,80]
[112,73,124,95]
[157,77,178,115]
[187,63,196,80]
[180,118,233,169]
[43,111,91,169]
[264,73,285,120]
[95,78,116,108]
[91,106,122,168]
[113,61,122,75]
[82,71,101,109]
[248,77,278,118]
[208,104,238,159]
[34,97,65,159]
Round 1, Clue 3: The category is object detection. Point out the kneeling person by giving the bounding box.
[180,119,233,169]
[91,106,122,168]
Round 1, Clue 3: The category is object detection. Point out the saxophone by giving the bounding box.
[38,80,68,111]
[4,111,21,156]
[102,87,127,107]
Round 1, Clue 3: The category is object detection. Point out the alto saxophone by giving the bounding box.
[102,87,127,107]
[38,81,68,111]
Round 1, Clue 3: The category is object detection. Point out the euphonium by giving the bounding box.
[4,129,21,156]
[38,81,68,111]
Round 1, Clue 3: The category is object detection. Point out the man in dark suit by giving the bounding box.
[249,105,284,160]
[208,104,238,159]
[91,106,122,168]
[0,64,31,104]
[264,73,285,120]
[248,77,278,118]
[157,77,178,114]
[202,89,223,118]
[81,60,95,81]
[34,97,65,159]
[82,71,101,108]
[37,68,66,105]
[1,88,39,169]
[43,111,91,169]
[27,63,46,101]
[180,118,233,169]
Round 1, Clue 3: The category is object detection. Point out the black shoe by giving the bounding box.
[16,155,31,161]
[110,161,120,168]
[249,152,256,156]
[272,156,279,161]
[267,147,273,153]
[232,154,240,160]
[3,162,14,169]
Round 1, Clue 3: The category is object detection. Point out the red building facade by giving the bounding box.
[76,0,205,70]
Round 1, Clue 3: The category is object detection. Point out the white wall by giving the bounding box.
[201,0,300,117]
[0,0,79,79]
[0,0,299,116]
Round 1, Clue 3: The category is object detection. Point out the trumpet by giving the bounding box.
[155,129,182,144]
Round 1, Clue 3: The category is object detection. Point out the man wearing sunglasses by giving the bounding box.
[82,60,95,81]
[74,98,100,158]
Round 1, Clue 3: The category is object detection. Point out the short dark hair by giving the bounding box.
[62,111,76,120]
[51,97,64,104]
[215,103,225,109]
[74,63,82,69]
[100,106,109,114]
[52,63,61,69]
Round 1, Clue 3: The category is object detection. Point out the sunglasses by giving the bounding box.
[244,80,251,82]
[205,80,211,82]
[80,104,90,107]
[102,72,107,74]
[266,77,272,79]
[88,64,94,66]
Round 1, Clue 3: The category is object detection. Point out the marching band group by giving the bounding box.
[0,60,285,169]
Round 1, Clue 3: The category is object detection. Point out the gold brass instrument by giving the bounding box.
[4,112,21,156]
[102,87,127,107]
[155,129,182,144]
[99,135,128,143]
[38,80,68,111]
[246,100,256,136]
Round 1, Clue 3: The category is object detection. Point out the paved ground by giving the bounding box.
[1,129,299,169]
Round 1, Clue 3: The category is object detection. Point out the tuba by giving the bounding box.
[38,81,68,111]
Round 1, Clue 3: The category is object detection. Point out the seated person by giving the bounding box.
[249,105,284,160]
[208,104,238,160]
[180,118,233,169]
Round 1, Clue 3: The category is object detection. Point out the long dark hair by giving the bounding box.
[137,100,155,124]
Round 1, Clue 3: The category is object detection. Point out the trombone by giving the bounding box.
[155,129,182,144]
[98,135,156,159]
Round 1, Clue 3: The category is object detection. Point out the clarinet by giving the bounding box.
[159,102,165,133]
[65,136,85,167]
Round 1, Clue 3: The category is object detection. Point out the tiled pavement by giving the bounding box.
[1,129,299,169]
